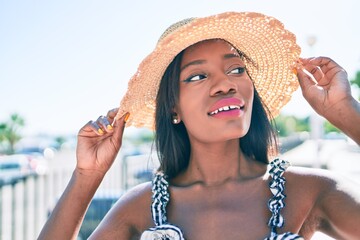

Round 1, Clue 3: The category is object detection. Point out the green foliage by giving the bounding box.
[0,113,25,154]
[324,121,340,134]
[0,123,6,142]
[273,115,310,137]
[124,128,155,146]
[274,114,341,137]
[55,136,67,148]
[350,71,360,88]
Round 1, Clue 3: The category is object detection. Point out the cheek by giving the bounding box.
[177,88,209,136]
[247,87,254,116]
[177,85,204,116]
[239,81,254,125]
[248,85,254,108]
[238,79,254,103]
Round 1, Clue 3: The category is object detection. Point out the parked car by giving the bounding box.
[16,146,52,174]
[0,154,36,185]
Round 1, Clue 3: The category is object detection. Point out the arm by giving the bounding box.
[88,182,153,239]
[316,171,360,239]
[38,109,129,239]
[38,169,104,239]
[297,57,360,145]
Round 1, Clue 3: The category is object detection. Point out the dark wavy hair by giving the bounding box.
[155,48,278,179]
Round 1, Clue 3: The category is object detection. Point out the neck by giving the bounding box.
[173,139,264,187]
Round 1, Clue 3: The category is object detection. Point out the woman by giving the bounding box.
[38,12,360,239]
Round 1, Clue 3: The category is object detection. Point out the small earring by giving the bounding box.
[172,118,178,124]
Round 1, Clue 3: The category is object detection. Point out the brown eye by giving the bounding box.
[183,74,207,82]
[228,67,245,75]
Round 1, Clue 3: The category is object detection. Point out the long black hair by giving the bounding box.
[155,47,278,179]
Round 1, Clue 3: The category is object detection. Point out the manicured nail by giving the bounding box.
[107,125,113,130]
[98,128,104,134]
[292,67,297,75]
[124,112,130,123]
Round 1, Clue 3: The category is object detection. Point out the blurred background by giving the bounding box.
[0,1,359,239]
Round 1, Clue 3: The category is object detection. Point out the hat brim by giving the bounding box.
[117,12,301,129]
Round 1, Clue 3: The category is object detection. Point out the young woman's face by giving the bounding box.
[176,39,254,143]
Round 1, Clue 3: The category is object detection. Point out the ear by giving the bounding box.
[172,110,181,124]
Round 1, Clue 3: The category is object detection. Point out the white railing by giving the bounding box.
[0,149,156,240]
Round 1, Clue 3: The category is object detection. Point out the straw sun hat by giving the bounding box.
[117,11,301,129]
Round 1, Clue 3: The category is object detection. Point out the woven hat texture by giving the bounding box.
[117,11,301,129]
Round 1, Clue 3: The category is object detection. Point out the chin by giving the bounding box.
[223,129,248,141]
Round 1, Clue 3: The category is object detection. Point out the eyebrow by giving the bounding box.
[224,53,241,59]
[180,53,241,71]
[180,60,205,71]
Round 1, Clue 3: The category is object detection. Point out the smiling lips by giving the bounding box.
[208,98,245,117]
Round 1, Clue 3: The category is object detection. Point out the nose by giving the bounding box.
[209,72,237,96]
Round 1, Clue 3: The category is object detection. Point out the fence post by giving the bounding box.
[13,180,25,240]
[1,184,13,240]
[35,174,46,237]
[122,155,128,190]
[24,175,36,240]
[0,188,2,238]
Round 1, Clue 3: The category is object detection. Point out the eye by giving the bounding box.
[182,74,207,83]
[228,67,246,75]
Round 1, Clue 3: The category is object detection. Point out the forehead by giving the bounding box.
[183,39,239,57]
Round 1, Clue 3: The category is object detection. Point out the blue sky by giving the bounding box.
[1,0,359,136]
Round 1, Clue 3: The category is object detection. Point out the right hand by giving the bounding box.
[76,108,129,175]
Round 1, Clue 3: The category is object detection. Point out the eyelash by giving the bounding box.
[182,66,246,83]
[229,66,246,75]
[183,74,207,83]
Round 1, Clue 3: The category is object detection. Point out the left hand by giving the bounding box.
[296,56,351,117]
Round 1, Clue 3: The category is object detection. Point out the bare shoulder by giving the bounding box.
[280,166,339,209]
[89,181,153,239]
[285,165,336,184]
[285,164,360,205]
[284,165,360,238]
[285,165,358,190]
[284,165,359,199]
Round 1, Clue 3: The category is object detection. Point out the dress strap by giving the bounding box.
[144,173,186,239]
[267,158,290,237]
[151,172,170,226]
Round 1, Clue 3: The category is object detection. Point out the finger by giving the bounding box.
[299,57,314,65]
[78,120,105,136]
[96,115,114,133]
[308,56,336,68]
[301,57,330,85]
[296,66,316,92]
[304,65,325,85]
[112,112,130,146]
[308,57,347,85]
[113,112,129,128]
[106,108,119,125]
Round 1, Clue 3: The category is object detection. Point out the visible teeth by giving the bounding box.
[209,105,241,115]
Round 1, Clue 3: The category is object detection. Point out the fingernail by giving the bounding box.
[98,128,104,134]
[124,112,130,123]
[107,125,113,130]
[292,67,297,75]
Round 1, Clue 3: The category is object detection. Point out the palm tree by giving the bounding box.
[0,113,25,154]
